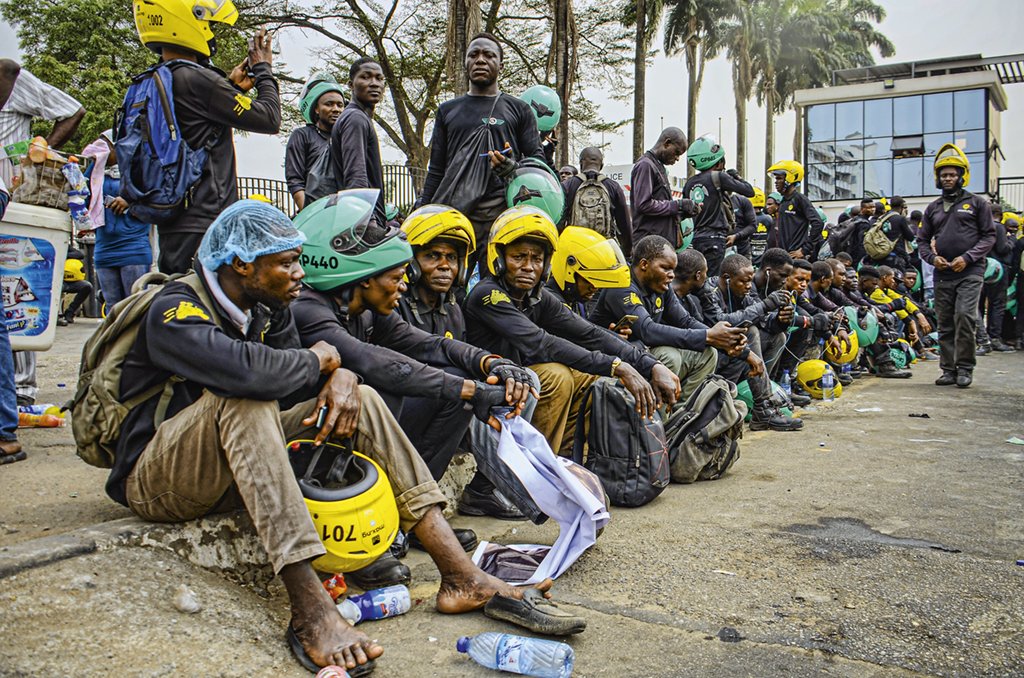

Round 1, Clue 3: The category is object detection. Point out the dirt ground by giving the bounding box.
[1,320,1022,677]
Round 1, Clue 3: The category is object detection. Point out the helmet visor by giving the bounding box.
[192,0,238,24]
[574,238,629,288]
[324,188,396,255]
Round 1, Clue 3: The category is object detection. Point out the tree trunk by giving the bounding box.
[732,62,747,179]
[446,0,481,96]
[764,96,774,182]
[792,104,803,161]
[632,0,646,162]
[553,0,574,169]
[685,42,697,146]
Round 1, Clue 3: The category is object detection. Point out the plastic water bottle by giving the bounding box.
[457,633,574,678]
[335,585,410,625]
[841,362,852,378]
[61,157,93,231]
[780,369,792,396]
[314,667,349,678]
[821,370,834,402]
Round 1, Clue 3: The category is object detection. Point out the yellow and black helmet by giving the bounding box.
[795,359,843,400]
[133,0,238,57]
[401,204,476,286]
[933,143,970,189]
[486,206,559,279]
[288,439,400,573]
[551,226,629,290]
[767,160,804,190]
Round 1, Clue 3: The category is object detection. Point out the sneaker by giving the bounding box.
[935,371,957,386]
[56,317,68,326]
[976,343,991,356]
[836,372,853,386]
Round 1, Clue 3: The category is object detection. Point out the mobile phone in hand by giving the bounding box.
[612,314,638,332]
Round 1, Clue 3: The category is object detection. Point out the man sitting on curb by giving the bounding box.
[105,200,583,675]
[590,235,745,406]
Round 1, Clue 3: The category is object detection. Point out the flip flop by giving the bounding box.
[285,622,376,676]
[483,588,587,636]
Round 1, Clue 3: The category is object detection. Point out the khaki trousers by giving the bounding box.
[125,385,446,574]
[650,345,717,413]
[529,363,599,456]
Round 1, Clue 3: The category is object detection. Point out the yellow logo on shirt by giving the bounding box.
[163,301,210,323]
[962,203,971,210]
[655,297,662,308]
[628,292,641,306]
[444,330,454,339]
[757,224,767,233]
[233,93,252,116]
[484,290,511,306]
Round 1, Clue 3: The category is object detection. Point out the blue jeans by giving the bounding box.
[0,306,18,441]
[96,264,151,309]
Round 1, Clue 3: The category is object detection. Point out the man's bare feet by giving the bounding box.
[281,561,384,670]
[290,605,383,670]
[436,571,553,615]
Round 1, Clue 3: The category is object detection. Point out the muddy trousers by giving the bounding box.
[529,363,600,456]
[934,275,983,373]
[124,386,446,574]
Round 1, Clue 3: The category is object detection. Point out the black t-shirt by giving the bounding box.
[420,93,544,205]
[331,101,385,224]
[683,170,754,238]
[284,124,329,194]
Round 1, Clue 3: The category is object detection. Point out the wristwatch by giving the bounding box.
[610,358,622,376]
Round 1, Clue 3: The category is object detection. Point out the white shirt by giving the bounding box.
[1,69,83,184]
[201,265,252,335]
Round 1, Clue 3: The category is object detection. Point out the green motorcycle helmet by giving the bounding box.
[506,159,565,225]
[294,189,412,292]
[687,135,725,172]
[384,203,400,222]
[677,217,695,253]
[984,257,1003,284]
[844,305,879,346]
[299,73,345,124]
[521,85,561,132]
[1007,280,1017,315]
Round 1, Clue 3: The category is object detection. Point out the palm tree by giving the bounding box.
[662,0,732,168]
[623,0,666,160]
[720,0,755,176]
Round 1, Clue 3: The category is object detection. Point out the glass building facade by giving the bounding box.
[804,88,989,201]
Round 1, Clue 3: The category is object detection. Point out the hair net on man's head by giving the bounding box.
[198,200,306,271]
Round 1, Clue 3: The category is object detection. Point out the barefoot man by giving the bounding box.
[99,200,584,674]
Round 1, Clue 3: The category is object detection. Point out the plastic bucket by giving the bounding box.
[1,201,73,350]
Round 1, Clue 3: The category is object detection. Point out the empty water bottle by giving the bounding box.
[780,369,792,396]
[821,369,834,402]
[61,157,93,231]
[336,585,410,625]
[457,632,574,678]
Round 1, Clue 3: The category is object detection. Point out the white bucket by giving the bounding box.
[1,202,73,351]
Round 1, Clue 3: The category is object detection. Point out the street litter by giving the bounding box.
[712,569,737,576]
[854,407,883,412]
[908,439,949,443]
[172,584,201,614]
[1006,436,1024,446]
[908,413,930,418]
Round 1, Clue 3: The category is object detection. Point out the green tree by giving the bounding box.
[720,0,755,177]
[662,0,732,170]
[1,0,253,151]
[621,0,665,161]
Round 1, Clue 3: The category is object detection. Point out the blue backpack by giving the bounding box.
[114,60,218,225]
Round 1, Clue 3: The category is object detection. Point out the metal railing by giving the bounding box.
[996,176,1024,211]
[237,164,428,217]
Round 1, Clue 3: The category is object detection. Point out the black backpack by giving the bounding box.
[572,378,670,507]
[663,375,745,483]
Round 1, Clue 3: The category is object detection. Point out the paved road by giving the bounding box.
[2,323,1022,676]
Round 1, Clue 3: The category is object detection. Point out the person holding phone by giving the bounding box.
[591,235,747,406]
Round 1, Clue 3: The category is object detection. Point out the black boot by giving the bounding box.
[749,403,803,432]
[990,338,1014,352]
[877,363,912,379]
[956,368,973,389]
[935,371,957,386]
[408,527,479,553]
[458,485,526,521]
[345,552,411,590]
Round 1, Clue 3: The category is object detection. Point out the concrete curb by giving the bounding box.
[0,512,271,582]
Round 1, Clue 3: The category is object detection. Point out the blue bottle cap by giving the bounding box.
[456,636,471,653]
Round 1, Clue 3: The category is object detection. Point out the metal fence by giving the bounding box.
[237,164,428,217]
[997,176,1024,211]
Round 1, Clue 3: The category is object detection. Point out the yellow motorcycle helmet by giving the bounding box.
[825,331,859,365]
[133,0,239,58]
[551,226,630,290]
[933,143,970,189]
[750,186,766,209]
[796,359,843,400]
[288,439,400,573]
[486,206,559,279]
[64,259,86,283]
[401,204,477,286]
[767,160,804,190]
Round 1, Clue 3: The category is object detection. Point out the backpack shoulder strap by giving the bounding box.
[571,381,599,465]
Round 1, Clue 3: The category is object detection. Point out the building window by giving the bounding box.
[804,88,989,200]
